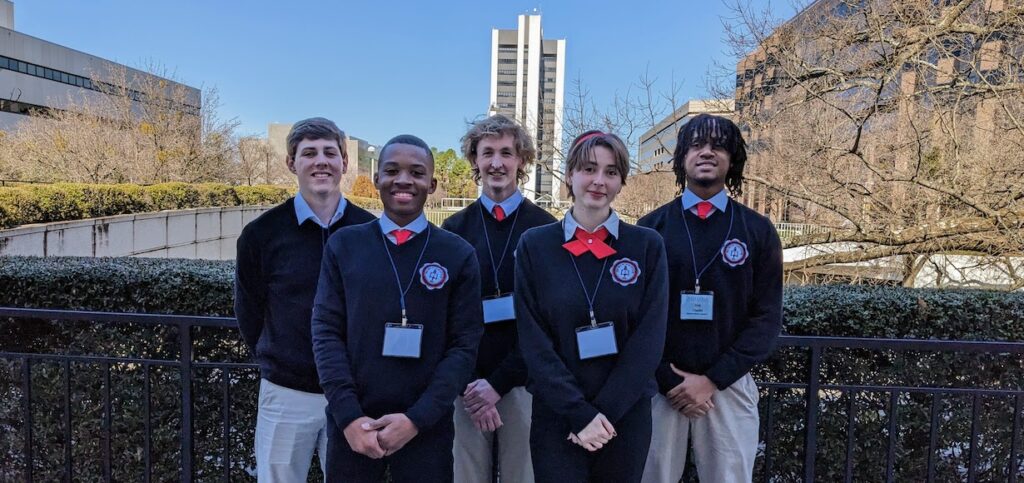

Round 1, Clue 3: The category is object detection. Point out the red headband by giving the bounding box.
[574,131,605,148]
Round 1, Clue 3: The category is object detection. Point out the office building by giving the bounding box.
[488,12,566,201]
[0,0,200,131]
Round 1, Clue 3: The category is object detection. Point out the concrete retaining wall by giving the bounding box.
[0,206,270,260]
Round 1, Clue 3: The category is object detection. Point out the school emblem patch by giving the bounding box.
[420,262,449,290]
[609,258,641,287]
[721,239,749,267]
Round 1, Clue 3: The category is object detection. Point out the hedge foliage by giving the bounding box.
[0,182,294,229]
[0,258,1022,480]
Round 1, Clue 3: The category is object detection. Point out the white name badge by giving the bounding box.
[383,323,423,358]
[680,291,714,320]
[482,294,516,324]
[576,322,618,360]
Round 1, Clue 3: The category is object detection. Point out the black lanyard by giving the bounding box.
[379,224,431,326]
[680,199,734,293]
[563,219,611,327]
[478,201,520,296]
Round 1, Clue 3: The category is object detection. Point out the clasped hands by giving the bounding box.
[463,379,503,432]
[568,413,616,452]
[343,413,419,459]
[667,363,717,418]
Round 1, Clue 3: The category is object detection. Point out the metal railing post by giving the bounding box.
[180,321,194,482]
[804,346,822,482]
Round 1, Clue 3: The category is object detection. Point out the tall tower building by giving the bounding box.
[488,13,566,201]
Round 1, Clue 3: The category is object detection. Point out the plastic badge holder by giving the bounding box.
[383,323,423,358]
[576,322,618,360]
[680,291,714,320]
[483,294,516,323]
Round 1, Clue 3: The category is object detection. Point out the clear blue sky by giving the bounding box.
[15,0,791,150]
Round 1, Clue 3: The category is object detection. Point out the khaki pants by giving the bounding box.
[453,387,534,483]
[641,373,760,483]
[255,379,328,483]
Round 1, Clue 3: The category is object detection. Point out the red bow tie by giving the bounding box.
[562,227,617,259]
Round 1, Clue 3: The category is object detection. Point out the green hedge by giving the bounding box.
[0,258,1022,481]
[0,182,294,229]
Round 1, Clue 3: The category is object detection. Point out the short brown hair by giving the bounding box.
[564,130,630,199]
[460,114,536,185]
[286,117,347,160]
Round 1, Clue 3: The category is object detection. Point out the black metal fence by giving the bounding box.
[1,307,1022,482]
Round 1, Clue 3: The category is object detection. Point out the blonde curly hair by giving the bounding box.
[460,114,536,185]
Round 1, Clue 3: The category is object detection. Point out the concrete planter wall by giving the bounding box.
[0,206,270,260]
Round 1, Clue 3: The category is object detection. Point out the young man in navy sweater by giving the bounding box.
[311,134,483,483]
[235,118,375,482]
[442,114,555,483]
[639,114,783,483]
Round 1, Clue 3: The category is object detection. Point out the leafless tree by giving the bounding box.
[706,0,1024,287]
[236,136,289,186]
[1,63,238,184]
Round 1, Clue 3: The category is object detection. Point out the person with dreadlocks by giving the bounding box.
[638,114,782,483]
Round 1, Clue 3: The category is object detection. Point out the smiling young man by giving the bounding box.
[638,114,783,483]
[311,134,483,483]
[441,115,555,483]
[234,118,376,482]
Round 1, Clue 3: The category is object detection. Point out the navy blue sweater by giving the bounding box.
[441,199,556,395]
[638,197,783,393]
[311,221,484,432]
[234,198,375,393]
[514,221,668,434]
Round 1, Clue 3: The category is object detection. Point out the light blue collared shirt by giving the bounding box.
[563,209,621,242]
[294,193,348,228]
[480,190,524,219]
[379,212,429,245]
[681,188,729,218]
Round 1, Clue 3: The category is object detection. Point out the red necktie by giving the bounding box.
[562,227,617,259]
[492,205,506,222]
[390,229,412,246]
[696,201,713,220]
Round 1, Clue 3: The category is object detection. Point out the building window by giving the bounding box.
[0,53,200,115]
[498,59,517,64]
[0,98,60,117]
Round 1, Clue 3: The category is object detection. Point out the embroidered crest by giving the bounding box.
[721,239,749,267]
[609,258,641,286]
[420,262,449,290]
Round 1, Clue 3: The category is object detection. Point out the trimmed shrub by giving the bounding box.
[144,182,203,211]
[194,183,241,207]
[0,189,41,229]
[348,194,383,211]
[234,185,292,206]
[79,184,150,218]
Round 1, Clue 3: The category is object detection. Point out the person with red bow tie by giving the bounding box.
[311,134,483,482]
[638,114,782,483]
[514,130,668,482]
